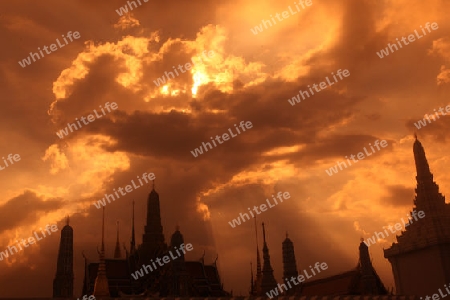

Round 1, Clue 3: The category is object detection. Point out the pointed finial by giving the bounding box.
[131,200,135,221]
[360,237,364,242]
[262,222,266,244]
[116,220,120,240]
[414,132,418,140]
[254,216,259,245]
[66,215,70,226]
[101,206,105,251]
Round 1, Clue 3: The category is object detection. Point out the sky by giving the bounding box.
[0,0,450,297]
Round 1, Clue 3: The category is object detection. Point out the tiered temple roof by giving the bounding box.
[384,137,450,257]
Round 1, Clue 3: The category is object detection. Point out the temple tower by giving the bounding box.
[282,232,299,295]
[130,200,136,256]
[260,222,278,295]
[359,239,386,294]
[384,137,450,296]
[93,207,110,297]
[168,226,190,296]
[139,182,167,265]
[53,217,74,298]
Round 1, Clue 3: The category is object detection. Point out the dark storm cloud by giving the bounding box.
[296,135,395,162]
[68,80,365,166]
[381,184,415,207]
[0,190,63,233]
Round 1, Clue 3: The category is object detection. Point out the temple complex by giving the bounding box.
[50,137,450,298]
[79,185,229,297]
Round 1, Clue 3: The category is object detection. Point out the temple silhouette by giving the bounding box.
[249,223,387,296]
[50,137,449,298]
[384,136,450,295]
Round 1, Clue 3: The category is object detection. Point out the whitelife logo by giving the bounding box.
[266,262,328,298]
[131,243,193,280]
[190,120,253,158]
[115,0,149,16]
[153,50,215,87]
[363,210,425,247]
[287,69,350,106]
[421,282,450,300]
[93,172,156,209]
[376,22,438,59]
[228,191,291,228]
[56,102,118,139]
[0,153,21,171]
[250,0,312,35]
[0,224,59,262]
[325,139,388,176]
[77,295,95,300]
[18,31,81,68]
[414,104,450,129]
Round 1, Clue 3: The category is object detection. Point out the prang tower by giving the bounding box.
[384,137,450,296]
[138,183,167,265]
[282,232,299,295]
[260,222,278,295]
[53,217,74,298]
[252,218,263,295]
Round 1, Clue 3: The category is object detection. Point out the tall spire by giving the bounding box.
[262,222,266,244]
[412,136,446,212]
[102,207,105,251]
[260,222,278,295]
[114,220,121,258]
[253,217,262,295]
[53,218,74,298]
[413,136,433,182]
[130,200,136,255]
[93,207,110,297]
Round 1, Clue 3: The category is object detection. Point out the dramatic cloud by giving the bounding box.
[0,0,450,297]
